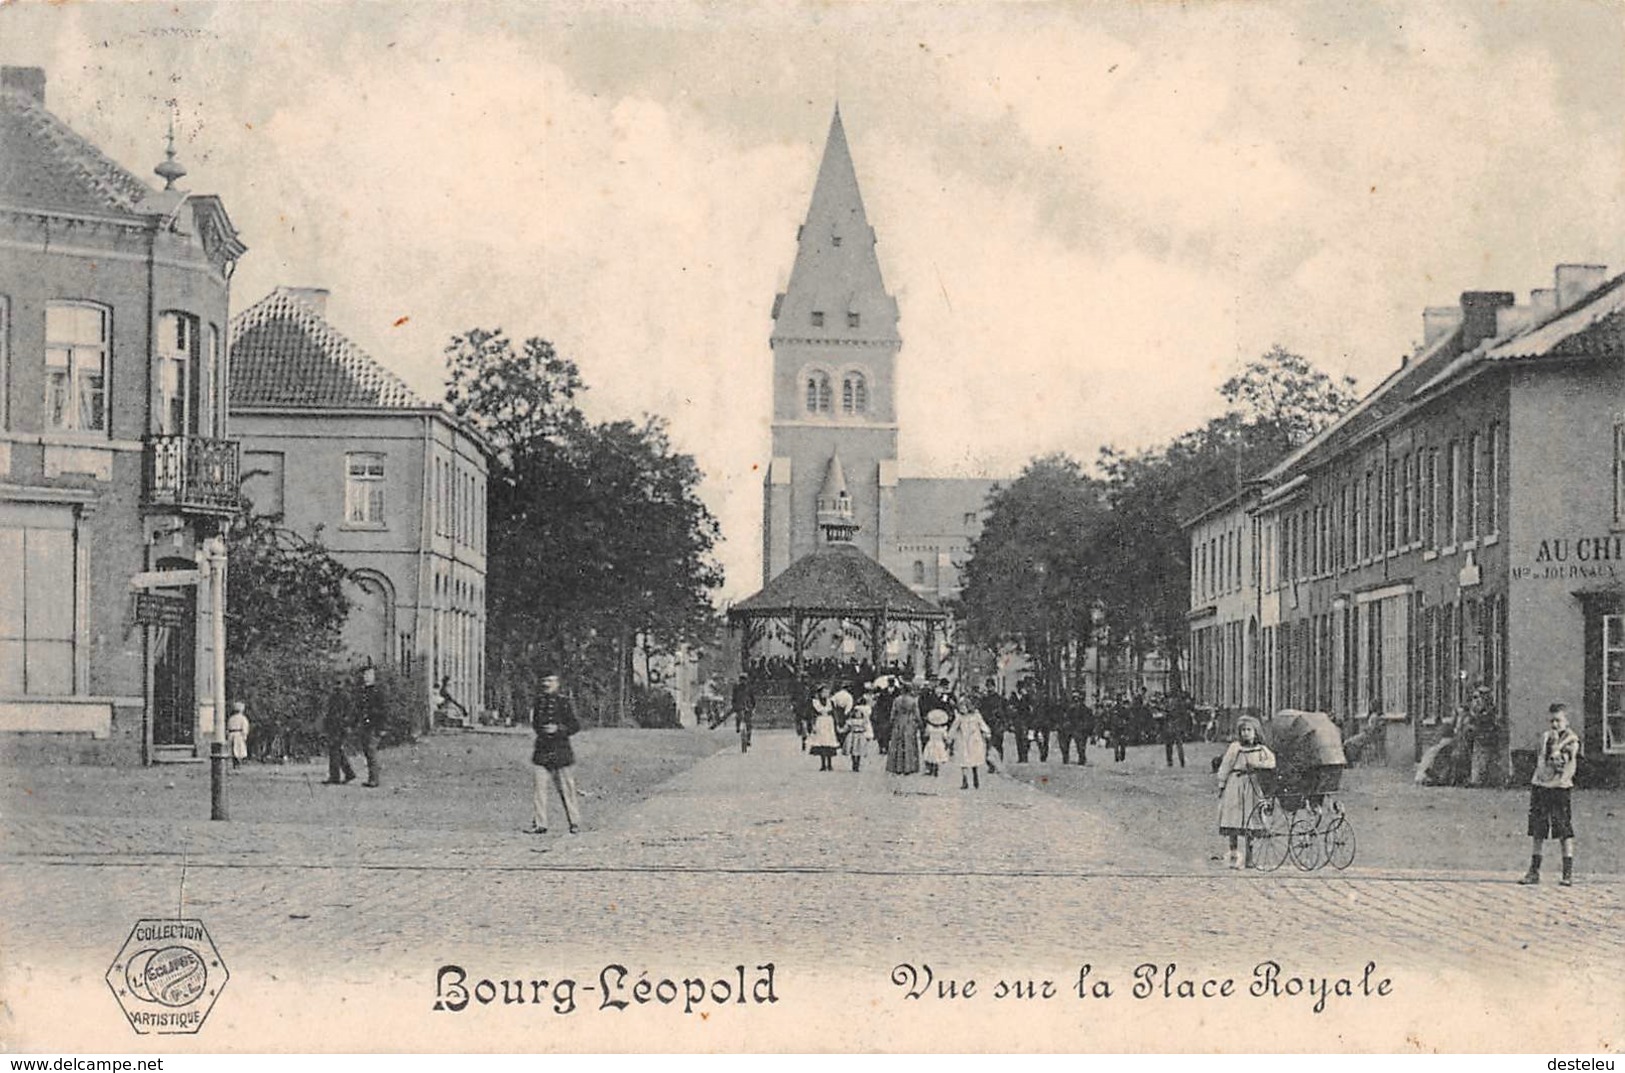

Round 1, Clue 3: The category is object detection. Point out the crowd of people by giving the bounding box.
[726,674,1204,786]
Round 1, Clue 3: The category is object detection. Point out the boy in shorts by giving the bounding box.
[1519,703,1580,886]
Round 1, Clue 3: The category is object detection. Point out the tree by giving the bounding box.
[959,454,1109,699]
[1220,344,1360,453]
[445,329,723,723]
[223,509,353,757]
[1088,346,1360,687]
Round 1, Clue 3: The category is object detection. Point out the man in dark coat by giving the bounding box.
[321,676,356,785]
[528,673,582,834]
[732,676,756,753]
[871,680,895,755]
[1032,690,1053,762]
[1162,690,1190,768]
[979,679,1006,763]
[356,663,384,787]
[1010,682,1033,763]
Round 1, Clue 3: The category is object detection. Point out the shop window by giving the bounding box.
[45,302,108,433]
[345,452,386,527]
[0,511,77,695]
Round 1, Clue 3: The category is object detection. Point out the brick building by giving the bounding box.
[1187,264,1624,773]
[228,287,491,723]
[0,67,246,763]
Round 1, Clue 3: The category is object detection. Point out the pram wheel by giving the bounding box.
[1290,812,1325,871]
[1249,799,1292,872]
[1325,807,1356,870]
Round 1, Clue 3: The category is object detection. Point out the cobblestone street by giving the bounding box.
[3,730,1620,1052]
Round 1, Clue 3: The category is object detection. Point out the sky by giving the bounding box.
[4,1,1622,600]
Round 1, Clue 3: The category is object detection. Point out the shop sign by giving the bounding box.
[1512,535,1624,582]
[135,592,191,628]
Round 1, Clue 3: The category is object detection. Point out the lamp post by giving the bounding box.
[206,536,229,821]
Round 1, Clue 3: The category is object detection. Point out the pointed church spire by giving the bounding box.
[816,451,859,544]
[772,108,899,345]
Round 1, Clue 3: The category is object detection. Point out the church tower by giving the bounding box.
[762,108,901,585]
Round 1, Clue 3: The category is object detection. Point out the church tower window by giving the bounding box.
[841,372,868,415]
[847,311,860,328]
[810,311,824,327]
[806,371,832,413]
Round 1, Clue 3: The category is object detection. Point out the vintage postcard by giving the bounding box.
[0,0,1621,1056]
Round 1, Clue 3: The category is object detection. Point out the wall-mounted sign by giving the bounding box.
[134,592,190,628]
[1513,536,1624,582]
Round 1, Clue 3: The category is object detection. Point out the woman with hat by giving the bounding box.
[1216,714,1275,869]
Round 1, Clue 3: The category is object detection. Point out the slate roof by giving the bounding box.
[1,83,159,217]
[729,542,945,620]
[229,289,429,410]
[1414,271,1625,399]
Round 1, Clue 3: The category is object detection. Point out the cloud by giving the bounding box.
[2,1,1619,601]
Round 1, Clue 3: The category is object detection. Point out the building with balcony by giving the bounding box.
[0,66,246,763]
[228,287,491,723]
[1187,264,1623,775]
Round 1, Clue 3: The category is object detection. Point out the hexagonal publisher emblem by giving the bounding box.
[105,919,229,1034]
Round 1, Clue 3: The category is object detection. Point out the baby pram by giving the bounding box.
[1248,709,1355,872]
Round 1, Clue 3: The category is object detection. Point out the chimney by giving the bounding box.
[2,66,46,105]
[1530,288,1558,321]
[1495,304,1533,338]
[1458,291,1514,351]
[1555,264,1607,312]
[1422,306,1463,346]
[278,286,330,316]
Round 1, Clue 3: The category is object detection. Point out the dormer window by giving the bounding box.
[847,311,860,329]
[811,311,825,328]
[832,235,842,247]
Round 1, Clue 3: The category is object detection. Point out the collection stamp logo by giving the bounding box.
[105,918,230,1035]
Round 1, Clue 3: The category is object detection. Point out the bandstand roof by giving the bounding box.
[729,543,946,621]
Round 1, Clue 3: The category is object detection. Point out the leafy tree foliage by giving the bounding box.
[223,511,350,661]
[959,454,1109,698]
[223,509,357,757]
[961,347,1358,693]
[445,329,722,723]
[1090,346,1359,684]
